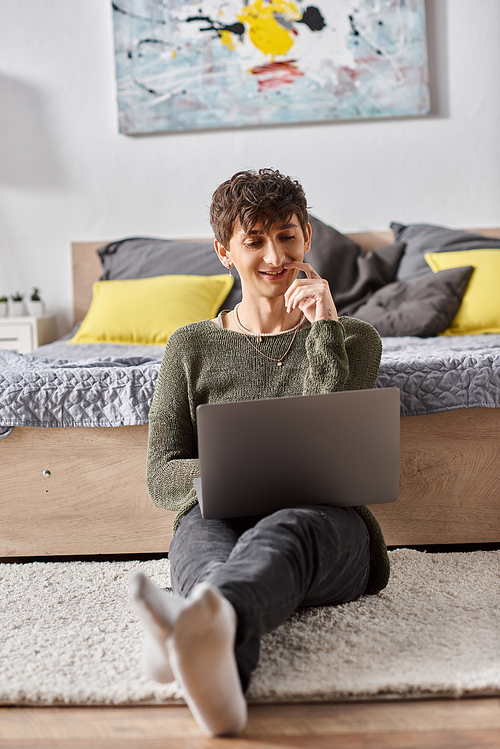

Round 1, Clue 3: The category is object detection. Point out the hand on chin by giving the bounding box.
[283,262,338,323]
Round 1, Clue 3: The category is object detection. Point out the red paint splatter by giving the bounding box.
[251,60,304,91]
[334,66,359,96]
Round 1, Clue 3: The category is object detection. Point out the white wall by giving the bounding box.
[0,1,499,333]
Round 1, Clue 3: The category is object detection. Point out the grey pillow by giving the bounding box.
[392,222,500,282]
[307,215,405,312]
[97,237,242,311]
[352,265,474,337]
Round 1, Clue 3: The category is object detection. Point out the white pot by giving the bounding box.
[0,302,8,318]
[9,301,25,317]
[28,300,45,316]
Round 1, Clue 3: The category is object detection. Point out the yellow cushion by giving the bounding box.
[70,274,233,345]
[424,249,500,335]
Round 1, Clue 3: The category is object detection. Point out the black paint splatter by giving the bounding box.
[112,2,167,25]
[186,16,245,39]
[135,38,171,61]
[138,38,168,49]
[298,6,326,31]
[348,15,359,36]
[129,39,173,96]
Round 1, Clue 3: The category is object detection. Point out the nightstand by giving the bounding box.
[0,314,58,354]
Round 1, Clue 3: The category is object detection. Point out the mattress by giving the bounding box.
[0,333,499,429]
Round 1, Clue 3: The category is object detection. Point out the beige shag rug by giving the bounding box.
[1,549,499,706]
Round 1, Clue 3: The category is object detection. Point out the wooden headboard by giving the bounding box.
[72,228,500,325]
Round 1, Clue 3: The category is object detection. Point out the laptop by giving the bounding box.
[194,387,400,519]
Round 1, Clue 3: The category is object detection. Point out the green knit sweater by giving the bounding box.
[147,316,390,595]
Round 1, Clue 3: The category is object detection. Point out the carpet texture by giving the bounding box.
[1,549,499,706]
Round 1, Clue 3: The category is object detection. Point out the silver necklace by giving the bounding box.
[233,304,306,367]
[239,328,302,367]
[233,303,306,343]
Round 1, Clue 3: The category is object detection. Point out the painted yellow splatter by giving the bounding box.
[237,0,301,57]
[219,29,237,51]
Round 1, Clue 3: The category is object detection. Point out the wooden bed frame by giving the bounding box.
[2,230,500,557]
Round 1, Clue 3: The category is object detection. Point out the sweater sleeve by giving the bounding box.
[146,334,200,527]
[303,317,382,395]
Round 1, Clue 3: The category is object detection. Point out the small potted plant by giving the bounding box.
[9,292,25,317]
[28,288,45,316]
[0,295,8,317]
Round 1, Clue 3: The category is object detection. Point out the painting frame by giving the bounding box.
[112,0,431,134]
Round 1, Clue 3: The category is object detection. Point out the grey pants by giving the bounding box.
[169,503,370,692]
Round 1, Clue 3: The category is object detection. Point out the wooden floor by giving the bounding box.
[1,699,500,749]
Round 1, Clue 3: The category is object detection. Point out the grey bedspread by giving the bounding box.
[378,334,500,416]
[0,334,499,428]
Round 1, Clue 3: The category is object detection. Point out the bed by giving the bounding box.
[1,221,500,557]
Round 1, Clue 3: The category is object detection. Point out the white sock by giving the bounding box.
[130,572,247,736]
[129,571,182,684]
[141,630,175,684]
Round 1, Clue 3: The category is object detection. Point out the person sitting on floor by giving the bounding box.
[130,168,390,736]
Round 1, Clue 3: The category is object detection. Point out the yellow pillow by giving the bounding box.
[70,274,233,345]
[424,249,500,335]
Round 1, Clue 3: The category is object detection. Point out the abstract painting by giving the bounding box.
[112,0,430,134]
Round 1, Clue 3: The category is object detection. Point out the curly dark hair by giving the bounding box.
[210,168,309,248]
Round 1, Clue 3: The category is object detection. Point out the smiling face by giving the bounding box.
[216,215,311,302]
